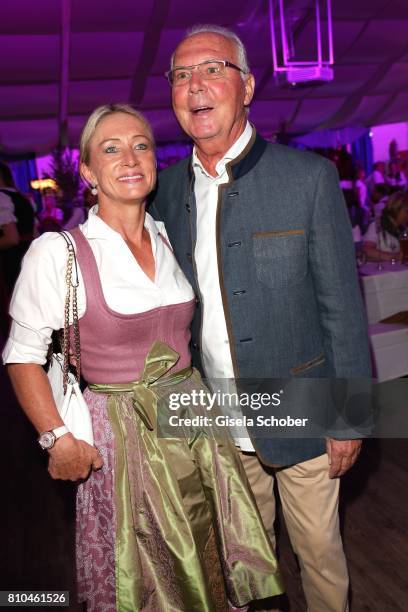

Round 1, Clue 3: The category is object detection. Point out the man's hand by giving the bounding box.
[48,433,103,481]
[326,438,362,478]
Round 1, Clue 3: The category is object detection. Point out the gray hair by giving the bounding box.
[79,103,155,166]
[170,24,250,77]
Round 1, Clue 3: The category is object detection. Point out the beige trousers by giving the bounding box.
[240,452,349,612]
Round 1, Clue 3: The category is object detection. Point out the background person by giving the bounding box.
[152,25,371,612]
[62,202,86,230]
[0,161,35,293]
[0,191,18,250]
[367,160,386,191]
[386,160,407,190]
[0,179,19,337]
[370,182,392,219]
[363,191,408,261]
[354,165,370,231]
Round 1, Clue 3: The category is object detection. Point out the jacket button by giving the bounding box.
[185,203,191,213]
[192,341,200,350]
[186,252,192,263]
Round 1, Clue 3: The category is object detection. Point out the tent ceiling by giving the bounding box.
[1,0,408,154]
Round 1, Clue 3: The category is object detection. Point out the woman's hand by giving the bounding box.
[7,364,103,481]
[48,433,103,481]
[363,241,400,262]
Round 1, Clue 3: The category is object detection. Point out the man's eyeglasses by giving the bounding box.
[165,59,247,87]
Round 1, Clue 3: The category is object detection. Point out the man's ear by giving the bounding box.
[80,161,95,186]
[243,73,255,107]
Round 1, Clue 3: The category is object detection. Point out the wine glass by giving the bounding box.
[399,229,408,265]
[376,229,383,271]
[390,241,398,265]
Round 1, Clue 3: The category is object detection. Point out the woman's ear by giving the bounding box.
[80,161,94,186]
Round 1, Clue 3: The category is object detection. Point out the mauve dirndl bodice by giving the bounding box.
[69,227,195,385]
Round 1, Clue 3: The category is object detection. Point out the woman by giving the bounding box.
[363,191,408,261]
[3,105,283,611]
[355,166,367,208]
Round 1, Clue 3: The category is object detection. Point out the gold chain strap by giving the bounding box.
[61,232,81,394]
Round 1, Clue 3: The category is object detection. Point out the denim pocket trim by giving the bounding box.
[252,229,305,239]
[290,353,325,375]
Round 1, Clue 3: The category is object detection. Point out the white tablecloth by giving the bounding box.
[369,323,408,382]
[360,264,408,381]
[360,262,408,324]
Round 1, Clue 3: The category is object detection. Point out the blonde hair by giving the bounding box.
[384,191,408,221]
[79,104,155,166]
[380,190,408,238]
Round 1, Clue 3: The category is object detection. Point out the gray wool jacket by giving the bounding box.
[150,129,371,466]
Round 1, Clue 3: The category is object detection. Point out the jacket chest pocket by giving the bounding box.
[252,229,307,289]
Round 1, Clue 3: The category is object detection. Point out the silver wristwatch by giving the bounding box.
[38,425,69,450]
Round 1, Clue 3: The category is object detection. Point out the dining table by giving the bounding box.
[359,262,408,381]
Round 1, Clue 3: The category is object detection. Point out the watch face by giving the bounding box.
[38,431,56,449]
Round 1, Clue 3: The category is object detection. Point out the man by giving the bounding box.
[151,25,371,612]
[0,162,35,292]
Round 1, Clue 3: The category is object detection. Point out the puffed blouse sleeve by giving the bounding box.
[2,233,68,365]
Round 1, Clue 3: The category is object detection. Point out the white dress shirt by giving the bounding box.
[373,170,386,184]
[193,122,255,451]
[355,179,368,211]
[3,206,194,365]
[387,174,407,188]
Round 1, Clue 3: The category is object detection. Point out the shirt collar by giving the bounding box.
[83,205,160,241]
[192,121,253,179]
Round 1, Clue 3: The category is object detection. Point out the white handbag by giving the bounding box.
[46,231,94,445]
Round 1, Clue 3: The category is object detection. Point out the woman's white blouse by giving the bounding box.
[363,221,400,253]
[3,207,195,365]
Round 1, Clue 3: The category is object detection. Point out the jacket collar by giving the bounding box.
[187,127,268,183]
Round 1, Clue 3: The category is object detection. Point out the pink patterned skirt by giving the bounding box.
[76,370,283,612]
